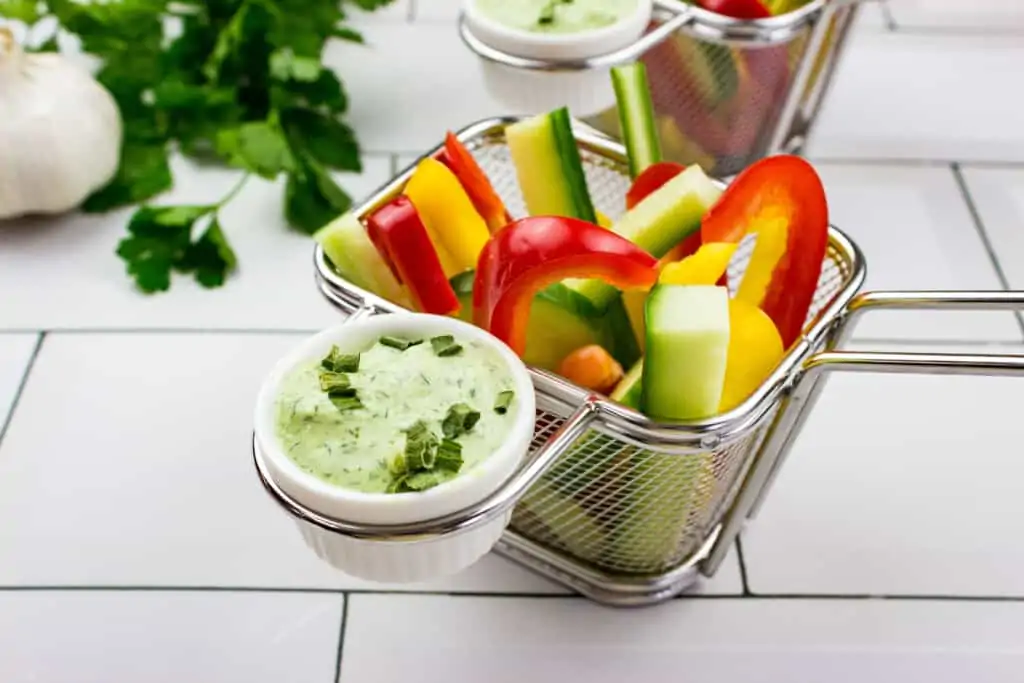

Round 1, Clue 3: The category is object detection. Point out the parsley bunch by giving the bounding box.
[1,0,395,292]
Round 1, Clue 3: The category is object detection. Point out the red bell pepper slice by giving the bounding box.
[363,208,402,283]
[698,0,771,19]
[701,155,828,347]
[473,216,659,356]
[625,162,729,288]
[436,132,512,234]
[365,196,460,316]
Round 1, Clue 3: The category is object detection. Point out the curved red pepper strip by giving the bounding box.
[701,155,828,347]
[626,162,729,288]
[473,216,659,357]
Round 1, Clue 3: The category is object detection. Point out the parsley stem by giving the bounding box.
[216,173,250,210]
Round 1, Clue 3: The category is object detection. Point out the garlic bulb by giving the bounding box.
[0,27,123,220]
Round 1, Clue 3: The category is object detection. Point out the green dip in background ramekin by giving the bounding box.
[474,0,640,34]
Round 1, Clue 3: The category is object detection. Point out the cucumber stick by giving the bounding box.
[610,359,643,409]
[642,284,730,421]
[506,107,597,223]
[611,62,662,179]
[313,213,410,308]
[567,165,723,310]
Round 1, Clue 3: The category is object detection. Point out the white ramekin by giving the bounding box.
[462,0,653,117]
[253,313,536,583]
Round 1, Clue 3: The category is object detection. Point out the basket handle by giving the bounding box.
[804,290,1024,379]
[702,290,1024,576]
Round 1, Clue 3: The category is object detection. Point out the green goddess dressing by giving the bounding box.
[275,335,519,494]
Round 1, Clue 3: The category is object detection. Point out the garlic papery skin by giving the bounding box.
[0,27,124,220]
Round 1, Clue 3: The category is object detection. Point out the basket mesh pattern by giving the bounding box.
[581,6,857,177]
[469,137,851,577]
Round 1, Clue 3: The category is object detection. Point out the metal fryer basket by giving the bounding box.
[459,0,865,177]
[298,117,1024,607]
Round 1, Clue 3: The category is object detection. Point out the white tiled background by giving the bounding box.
[1,1,1024,680]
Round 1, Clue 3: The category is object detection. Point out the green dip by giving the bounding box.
[475,0,638,34]
[274,335,519,494]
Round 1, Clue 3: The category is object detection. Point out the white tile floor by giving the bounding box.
[741,342,1024,597]
[1,1,1023,681]
[342,595,1024,682]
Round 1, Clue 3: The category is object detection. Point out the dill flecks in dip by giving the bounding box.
[274,334,519,494]
[475,0,638,34]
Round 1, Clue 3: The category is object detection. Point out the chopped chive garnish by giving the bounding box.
[442,403,481,439]
[493,390,515,414]
[387,453,406,477]
[321,346,360,373]
[318,371,352,394]
[430,335,463,357]
[404,471,445,492]
[436,439,464,472]
[379,336,420,351]
[383,419,467,493]
[329,396,363,412]
[537,0,571,25]
[403,420,439,470]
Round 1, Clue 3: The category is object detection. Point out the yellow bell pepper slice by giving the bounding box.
[658,242,737,286]
[596,211,613,229]
[403,158,490,276]
[719,298,784,413]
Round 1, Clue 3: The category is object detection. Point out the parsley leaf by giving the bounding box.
[181,217,238,288]
[270,48,322,82]
[284,159,352,235]
[16,0,396,292]
[82,142,173,213]
[115,194,242,293]
[281,107,360,172]
[217,121,295,179]
[332,26,364,44]
[0,0,43,23]
[115,205,204,293]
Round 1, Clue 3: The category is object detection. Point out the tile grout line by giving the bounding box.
[2,329,1018,348]
[333,593,349,683]
[0,585,574,598]
[808,157,1024,169]
[3,584,1024,603]
[0,332,45,450]
[949,162,1024,340]
[366,152,1024,169]
[735,537,752,597]
[893,24,1024,37]
[389,153,400,177]
[0,328,325,336]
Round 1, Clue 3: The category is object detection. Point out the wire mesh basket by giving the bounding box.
[459,0,864,177]
[273,116,1024,607]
